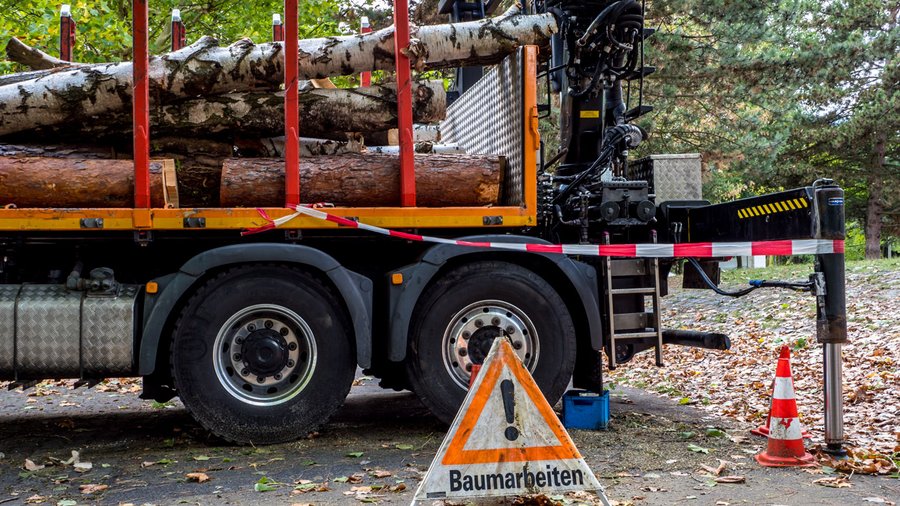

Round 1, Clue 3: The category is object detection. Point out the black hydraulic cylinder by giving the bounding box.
[662,329,731,351]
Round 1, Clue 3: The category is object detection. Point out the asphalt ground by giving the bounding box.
[0,375,896,505]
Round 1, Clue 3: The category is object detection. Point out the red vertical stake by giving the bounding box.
[284,0,300,207]
[359,17,372,87]
[60,5,76,62]
[171,9,186,51]
[272,14,284,42]
[393,0,416,206]
[133,0,151,208]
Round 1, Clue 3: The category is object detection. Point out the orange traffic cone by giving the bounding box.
[755,346,816,467]
[752,346,811,439]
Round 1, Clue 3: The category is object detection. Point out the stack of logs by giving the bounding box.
[0,8,558,208]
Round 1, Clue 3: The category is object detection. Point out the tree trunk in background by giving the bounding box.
[220,154,504,207]
[865,133,886,259]
[0,157,166,208]
[0,10,555,138]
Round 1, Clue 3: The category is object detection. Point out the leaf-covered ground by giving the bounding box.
[610,258,900,470]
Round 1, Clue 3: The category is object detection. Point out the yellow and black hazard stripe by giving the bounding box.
[738,198,809,219]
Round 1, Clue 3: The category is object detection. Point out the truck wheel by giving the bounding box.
[405,261,576,424]
[170,265,355,444]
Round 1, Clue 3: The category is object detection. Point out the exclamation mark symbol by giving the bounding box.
[501,379,519,441]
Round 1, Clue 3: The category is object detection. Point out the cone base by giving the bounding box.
[755,450,817,468]
[751,425,769,437]
[751,426,811,439]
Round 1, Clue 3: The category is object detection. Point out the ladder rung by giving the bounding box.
[610,287,655,295]
[612,331,660,339]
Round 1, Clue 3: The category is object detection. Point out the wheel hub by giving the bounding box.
[442,300,539,389]
[213,304,317,406]
[241,329,289,377]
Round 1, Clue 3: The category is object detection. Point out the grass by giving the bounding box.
[718,257,900,284]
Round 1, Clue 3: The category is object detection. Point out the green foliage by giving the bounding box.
[636,0,898,250]
[0,0,367,72]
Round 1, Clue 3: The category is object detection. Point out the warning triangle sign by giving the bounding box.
[411,338,610,505]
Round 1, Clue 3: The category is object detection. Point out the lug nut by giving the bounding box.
[287,360,295,367]
[465,363,472,372]
[233,353,242,361]
[280,328,290,336]
[257,376,266,383]
[247,324,256,331]
[265,320,274,329]
[235,337,244,345]
[474,319,483,328]
[462,331,471,339]
[506,326,515,334]
[513,341,523,350]
[274,373,282,380]
[288,342,298,351]
[491,317,501,326]
[241,368,249,376]
[459,348,468,357]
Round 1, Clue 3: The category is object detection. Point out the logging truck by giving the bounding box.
[0,0,849,453]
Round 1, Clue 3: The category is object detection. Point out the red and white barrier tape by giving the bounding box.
[243,205,844,258]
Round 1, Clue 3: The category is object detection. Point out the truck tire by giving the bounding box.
[405,261,576,424]
[170,265,355,444]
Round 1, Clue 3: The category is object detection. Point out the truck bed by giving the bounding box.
[0,48,538,233]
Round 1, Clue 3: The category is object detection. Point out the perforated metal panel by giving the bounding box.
[441,49,527,206]
[629,154,703,204]
[16,285,82,378]
[82,285,138,377]
[0,285,18,375]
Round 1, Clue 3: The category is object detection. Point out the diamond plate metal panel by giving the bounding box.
[629,154,702,204]
[82,285,139,377]
[441,50,525,205]
[0,285,20,376]
[16,285,82,378]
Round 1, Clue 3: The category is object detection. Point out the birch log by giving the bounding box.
[10,81,446,142]
[220,154,505,207]
[0,11,557,137]
[0,157,166,208]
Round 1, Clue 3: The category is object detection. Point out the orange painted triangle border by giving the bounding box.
[441,340,583,465]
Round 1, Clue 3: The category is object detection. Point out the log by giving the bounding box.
[220,154,504,207]
[0,10,556,137]
[367,143,465,154]
[1,80,446,143]
[236,137,366,157]
[0,157,166,208]
[6,37,70,70]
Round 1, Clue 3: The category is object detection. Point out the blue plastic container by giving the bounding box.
[562,389,610,430]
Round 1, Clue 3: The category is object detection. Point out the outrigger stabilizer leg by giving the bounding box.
[813,181,848,458]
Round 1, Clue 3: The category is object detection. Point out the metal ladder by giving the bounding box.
[604,257,664,369]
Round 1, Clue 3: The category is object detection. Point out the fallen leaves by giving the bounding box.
[186,472,210,483]
[815,445,899,475]
[714,475,746,484]
[24,458,44,471]
[610,261,900,458]
[687,443,710,454]
[813,475,852,488]
[255,476,280,492]
[79,483,109,494]
[292,480,330,494]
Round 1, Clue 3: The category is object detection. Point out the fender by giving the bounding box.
[386,235,603,362]
[139,244,373,375]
